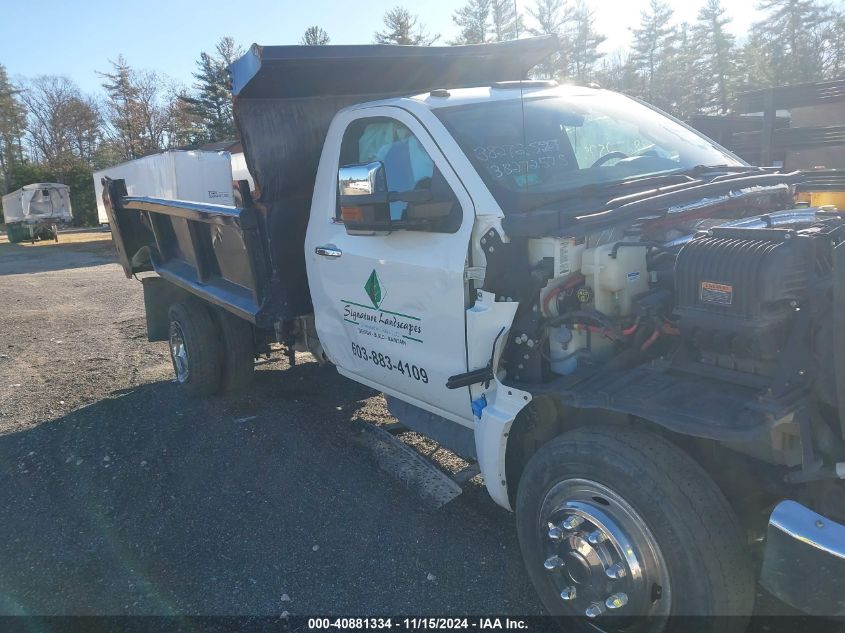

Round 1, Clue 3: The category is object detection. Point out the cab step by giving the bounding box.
[354,421,464,508]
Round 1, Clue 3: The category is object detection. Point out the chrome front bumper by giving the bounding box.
[761,500,845,615]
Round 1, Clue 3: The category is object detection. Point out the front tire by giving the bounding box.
[515,424,754,631]
[168,301,223,397]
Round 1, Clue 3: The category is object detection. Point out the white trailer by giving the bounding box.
[2,183,73,243]
[93,150,241,225]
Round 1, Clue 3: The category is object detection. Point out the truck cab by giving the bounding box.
[102,39,845,627]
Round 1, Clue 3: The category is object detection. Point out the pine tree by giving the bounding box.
[568,0,605,83]
[99,56,143,159]
[490,0,522,41]
[164,88,204,149]
[301,26,330,46]
[452,0,492,44]
[751,0,830,86]
[0,65,26,194]
[821,10,845,79]
[630,0,676,104]
[527,0,573,79]
[740,29,779,90]
[374,7,439,45]
[692,0,737,113]
[180,36,244,143]
[665,23,705,118]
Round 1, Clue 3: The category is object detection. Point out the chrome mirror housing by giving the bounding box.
[338,161,386,197]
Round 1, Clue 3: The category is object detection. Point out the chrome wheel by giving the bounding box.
[169,322,189,383]
[539,478,671,628]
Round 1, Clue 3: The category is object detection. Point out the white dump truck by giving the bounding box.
[2,183,72,243]
[102,38,845,628]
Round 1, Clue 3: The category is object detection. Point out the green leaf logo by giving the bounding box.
[364,269,383,308]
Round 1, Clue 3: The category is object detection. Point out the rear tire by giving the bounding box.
[168,301,223,397]
[215,309,255,393]
[515,424,754,631]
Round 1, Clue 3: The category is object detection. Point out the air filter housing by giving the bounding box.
[674,227,815,362]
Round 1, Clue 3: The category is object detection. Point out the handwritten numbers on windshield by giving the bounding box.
[472,139,568,181]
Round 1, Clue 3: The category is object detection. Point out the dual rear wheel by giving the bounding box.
[167,300,255,396]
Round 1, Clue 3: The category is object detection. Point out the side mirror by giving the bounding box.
[338,162,452,234]
[338,162,390,228]
[339,161,387,198]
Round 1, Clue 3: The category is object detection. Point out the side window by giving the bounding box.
[339,117,462,233]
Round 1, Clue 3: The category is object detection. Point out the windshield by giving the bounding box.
[433,90,743,213]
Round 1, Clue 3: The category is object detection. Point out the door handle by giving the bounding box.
[315,245,342,258]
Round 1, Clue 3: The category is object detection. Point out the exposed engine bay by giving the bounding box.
[486,188,845,488]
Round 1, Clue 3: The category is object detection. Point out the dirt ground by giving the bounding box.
[0,229,814,623]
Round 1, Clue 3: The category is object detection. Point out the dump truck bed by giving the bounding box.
[104,38,557,328]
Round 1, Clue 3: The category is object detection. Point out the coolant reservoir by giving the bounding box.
[549,326,578,375]
[580,243,649,317]
[549,324,615,375]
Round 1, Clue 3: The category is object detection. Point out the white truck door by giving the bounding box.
[307,107,475,424]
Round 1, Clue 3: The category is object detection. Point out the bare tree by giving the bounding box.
[100,56,178,159]
[374,6,439,45]
[301,26,330,45]
[64,94,101,166]
[21,75,99,180]
[135,70,170,150]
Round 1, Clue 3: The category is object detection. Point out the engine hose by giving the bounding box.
[548,309,618,332]
[662,322,681,336]
[572,323,620,342]
[640,328,661,351]
[542,273,585,317]
[622,319,640,336]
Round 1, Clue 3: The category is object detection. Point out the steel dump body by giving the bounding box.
[104,38,557,328]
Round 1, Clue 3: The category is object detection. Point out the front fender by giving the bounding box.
[474,384,532,510]
[466,290,532,511]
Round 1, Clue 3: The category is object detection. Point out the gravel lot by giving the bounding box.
[0,231,539,616]
[0,231,820,626]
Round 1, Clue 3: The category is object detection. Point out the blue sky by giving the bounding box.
[0,0,761,95]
